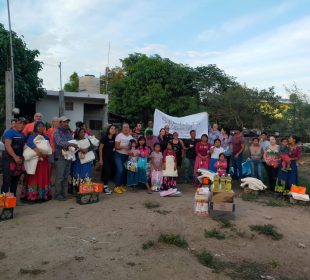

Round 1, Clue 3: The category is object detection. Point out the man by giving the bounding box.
[164,125,173,142]
[132,122,144,140]
[231,128,245,180]
[145,130,158,152]
[1,117,27,196]
[144,120,153,135]
[208,123,221,145]
[53,116,78,201]
[183,130,198,183]
[23,112,44,136]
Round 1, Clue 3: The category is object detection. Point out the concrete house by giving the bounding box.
[36,74,109,132]
[36,90,108,132]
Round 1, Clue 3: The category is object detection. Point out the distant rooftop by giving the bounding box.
[46,90,108,103]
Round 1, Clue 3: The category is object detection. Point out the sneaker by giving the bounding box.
[114,186,123,194]
[120,186,127,192]
[103,187,113,195]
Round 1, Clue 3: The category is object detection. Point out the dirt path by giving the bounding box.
[1,176,310,280]
[1,155,310,280]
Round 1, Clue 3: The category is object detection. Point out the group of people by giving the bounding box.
[1,114,303,203]
[1,113,96,202]
[249,132,302,192]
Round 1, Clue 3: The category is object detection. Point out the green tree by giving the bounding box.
[109,53,200,121]
[64,72,79,92]
[195,65,238,103]
[100,67,124,94]
[283,84,310,141]
[204,85,280,129]
[0,23,45,122]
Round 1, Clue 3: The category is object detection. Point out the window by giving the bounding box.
[65,102,74,111]
[89,120,102,130]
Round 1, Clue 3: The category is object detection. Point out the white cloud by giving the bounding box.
[0,0,309,96]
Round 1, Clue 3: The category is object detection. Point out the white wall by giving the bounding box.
[36,98,84,131]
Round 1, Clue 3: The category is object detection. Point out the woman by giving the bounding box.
[69,128,94,194]
[157,128,167,152]
[278,135,302,191]
[21,121,52,202]
[249,137,263,180]
[194,134,211,176]
[99,125,116,195]
[263,135,280,191]
[171,132,184,168]
[220,127,232,174]
[114,123,133,194]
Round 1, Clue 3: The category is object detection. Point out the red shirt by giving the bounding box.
[47,127,57,152]
[195,142,211,157]
[232,135,245,155]
[163,149,177,163]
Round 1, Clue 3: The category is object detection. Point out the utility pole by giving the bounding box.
[5,72,12,129]
[59,62,65,116]
[5,0,14,128]
[105,41,110,94]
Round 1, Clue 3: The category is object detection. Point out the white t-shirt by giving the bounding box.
[115,133,133,155]
[211,146,224,159]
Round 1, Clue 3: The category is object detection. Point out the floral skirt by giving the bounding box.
[70,158,92,191]
[162,176,177,190]
[151,170,163,191]
[21,157,52,201]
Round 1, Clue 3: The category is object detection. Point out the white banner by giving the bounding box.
[153,109,208,139]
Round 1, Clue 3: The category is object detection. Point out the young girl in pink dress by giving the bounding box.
[214,153,227,176]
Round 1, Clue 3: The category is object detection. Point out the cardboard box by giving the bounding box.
[210,202,235,212]
[0,196,16,208]
[76,192,100,205]
[79,183,103,194]
[92,183,103,193]
[211,191,234,203]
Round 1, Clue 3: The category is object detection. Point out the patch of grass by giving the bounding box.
[271,260,280,269]
[204,229,225,240]
[226,261,269,280]
[241,192,258,202]
[142,240,155,250]
[265,199,290,207]
[144,201,160,209]
[215,218,233,228]
[20,268,46,275]
[154,209,171,215]
[196,250,215,267]
[249,224,283,240]
[158,234,188,248]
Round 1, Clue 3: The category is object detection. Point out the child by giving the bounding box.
[137,136,152,193]
[150,143,163,192]
[162,142,177,190]
[209,139,224,173]
[214,153,227,176]
[280,138,291,172]
[126,139,139,189]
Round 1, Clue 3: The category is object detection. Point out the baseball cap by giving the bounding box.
[16,117,27,123]
[59,116,70,122]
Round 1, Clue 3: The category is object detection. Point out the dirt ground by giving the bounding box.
[0,157,310,280]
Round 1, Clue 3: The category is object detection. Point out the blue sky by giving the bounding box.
[0,0,310,96]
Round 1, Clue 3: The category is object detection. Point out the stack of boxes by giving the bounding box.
[76,182,103,205]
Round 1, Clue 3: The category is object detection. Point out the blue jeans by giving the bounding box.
[114,152,128,186]
[183,158,195,181]
[232,153,243,179]
[250,160,262,180]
